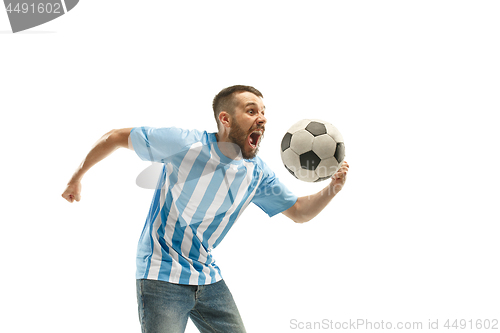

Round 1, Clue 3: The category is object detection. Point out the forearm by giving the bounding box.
[293,182,338,223]
[68,130,122,184]
[282,161,349,223]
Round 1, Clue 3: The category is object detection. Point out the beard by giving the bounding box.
[228,119,264,160]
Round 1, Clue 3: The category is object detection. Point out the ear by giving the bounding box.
[218,111,231,128]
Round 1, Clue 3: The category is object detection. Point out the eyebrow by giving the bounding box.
[245,102,265,110]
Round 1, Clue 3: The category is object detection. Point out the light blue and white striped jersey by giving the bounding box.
[130,127,297,285]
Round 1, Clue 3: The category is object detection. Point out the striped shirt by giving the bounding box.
[130,127,297,285]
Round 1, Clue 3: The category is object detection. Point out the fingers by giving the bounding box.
[336,161,349,175]
[333,172,346,181]
[331,161,349,182]
[340,161,349,171]
[339,161,349,174]
[328,161,349,195]
[62,193,76,203]
[62,189,80,203]
[61,193,73,203]
[62,182,82,203]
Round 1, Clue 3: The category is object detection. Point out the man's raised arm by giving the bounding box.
[61,128,134,203]
[281,161,349,223]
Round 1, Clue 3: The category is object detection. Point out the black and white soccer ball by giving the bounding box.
[280,119,345,182]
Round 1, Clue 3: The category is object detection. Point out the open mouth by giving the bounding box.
[248,130,263,149]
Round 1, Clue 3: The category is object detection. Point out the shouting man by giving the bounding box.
[62,85,349,333]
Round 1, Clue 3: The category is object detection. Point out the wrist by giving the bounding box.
[328,179,342,195]
[68,170,84,184]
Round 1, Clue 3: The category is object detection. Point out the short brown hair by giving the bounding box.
[212,85,263,129]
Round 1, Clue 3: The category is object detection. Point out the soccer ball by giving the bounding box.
[280,119,345,182]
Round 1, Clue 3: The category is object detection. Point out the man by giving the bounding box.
[62,85,349,333]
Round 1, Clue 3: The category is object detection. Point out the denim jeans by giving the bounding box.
[136,279,247,333]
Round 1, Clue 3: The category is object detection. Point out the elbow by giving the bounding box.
[293,215,312,224]
[291,207,313,224]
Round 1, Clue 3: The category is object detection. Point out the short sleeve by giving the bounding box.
[130,127,203,163]
[252,161,298,217]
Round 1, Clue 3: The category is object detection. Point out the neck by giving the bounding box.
[215,131,242,160]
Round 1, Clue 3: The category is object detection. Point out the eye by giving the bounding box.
[248,109,254,115]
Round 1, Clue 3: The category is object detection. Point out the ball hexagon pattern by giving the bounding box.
[280,119,345,182]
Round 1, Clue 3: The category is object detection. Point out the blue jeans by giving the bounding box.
[136,279,247,333]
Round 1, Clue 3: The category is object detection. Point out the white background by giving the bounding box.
[1,1,499,332]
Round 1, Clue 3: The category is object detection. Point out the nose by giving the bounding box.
[257,112,267,126]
